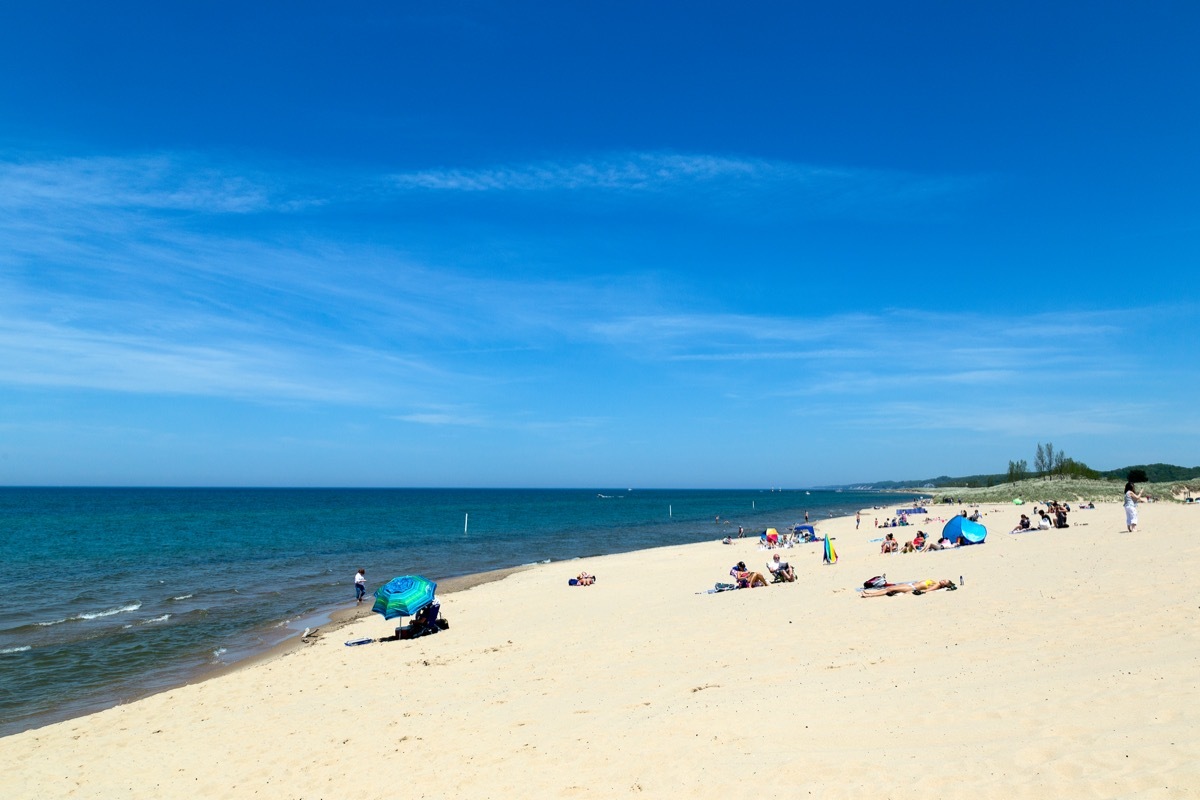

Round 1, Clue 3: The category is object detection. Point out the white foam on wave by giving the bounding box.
[142,614,171,624]
[212,647,227,659]
[171,594,193,601]
[35,601,143,627]
[1,645,32,654]
[78,602,143,620]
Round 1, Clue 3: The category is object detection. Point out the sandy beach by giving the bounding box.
[4,500,1197,799]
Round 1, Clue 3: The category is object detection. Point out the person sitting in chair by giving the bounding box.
[767,553,796,582]
[730,561,770,588]
[412,598,442,636]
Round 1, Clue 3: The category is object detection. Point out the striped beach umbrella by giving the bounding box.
[822,535,838,564]
[371,575,437,620]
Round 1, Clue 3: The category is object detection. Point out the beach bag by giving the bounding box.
[863,575,888,589]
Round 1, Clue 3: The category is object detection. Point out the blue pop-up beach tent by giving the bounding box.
[942,516,987,545]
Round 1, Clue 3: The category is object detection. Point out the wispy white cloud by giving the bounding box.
[0,154,291,214]
[390,153,762,192]
[0,149,1188,448]
[835,400,1146,438]
[390,406,489,427]
[386,151,974,216]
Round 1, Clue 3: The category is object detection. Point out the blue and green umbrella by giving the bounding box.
[372,575,437,620]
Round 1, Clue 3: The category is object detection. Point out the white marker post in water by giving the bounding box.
[464,513,469,534]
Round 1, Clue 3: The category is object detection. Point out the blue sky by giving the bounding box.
[1,1,1197,487]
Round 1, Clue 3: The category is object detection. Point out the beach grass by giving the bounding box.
[926,475,1199,504]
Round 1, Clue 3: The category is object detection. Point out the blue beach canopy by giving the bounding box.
[942,516,987,545]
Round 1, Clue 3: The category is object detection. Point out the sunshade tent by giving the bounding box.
[372,575,437,620]
[942,516,987,544]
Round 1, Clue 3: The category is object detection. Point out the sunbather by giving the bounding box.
[880,533,898,553]
[861,578,957,597]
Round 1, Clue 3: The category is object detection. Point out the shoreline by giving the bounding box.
[4,563,540,739]
[6,491,897,739]
[5,498,1196,797]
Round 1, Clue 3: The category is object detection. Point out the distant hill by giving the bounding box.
[826,463,1200,491]
[1097,463,1200,483]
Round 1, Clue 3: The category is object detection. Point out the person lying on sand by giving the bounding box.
[922,536,956,551]
[576,572,595,586]
[861,578,957,597]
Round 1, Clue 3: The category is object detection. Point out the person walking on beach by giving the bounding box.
[856,512,861,529]
[1124,481,1145,532]
[354,568,367,604]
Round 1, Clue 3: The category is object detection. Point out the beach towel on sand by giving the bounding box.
[698,582,738,594]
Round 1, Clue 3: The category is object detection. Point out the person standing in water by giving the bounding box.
[354,568,367,604]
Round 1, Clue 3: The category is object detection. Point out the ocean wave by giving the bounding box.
[1,645,32,654]
[142,614,171,624]
[79,602,143,620]
[212,647,228,660]
[34,601,143,627]
[170,594,194,601]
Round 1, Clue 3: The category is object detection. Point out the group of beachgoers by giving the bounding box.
[729,554,796,588]
[879,530,961,553]
[1009,499,1097,533]
[721,527,819,547]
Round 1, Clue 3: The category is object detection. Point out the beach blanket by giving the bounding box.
[698,582,739,594]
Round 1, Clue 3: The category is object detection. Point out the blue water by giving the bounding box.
[0,487,910,736]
